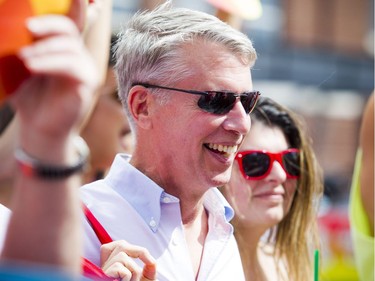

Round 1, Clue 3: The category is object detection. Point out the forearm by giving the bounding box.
[2,177,82,272]
[1,134,84,274]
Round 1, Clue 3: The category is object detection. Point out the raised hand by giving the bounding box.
[10,14,98,149]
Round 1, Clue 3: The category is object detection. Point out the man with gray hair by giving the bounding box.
[81,1,259,280]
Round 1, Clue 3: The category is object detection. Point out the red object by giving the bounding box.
[318,209,350,232]
[16,153,36,177]
[0,55,31,96]
[82,204,119,281]
[0,0,33,104]
[235,149,301,180]
[83,204,113,244]
[82,257,115,281]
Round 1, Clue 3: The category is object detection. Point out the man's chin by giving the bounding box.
[211,172,232,187]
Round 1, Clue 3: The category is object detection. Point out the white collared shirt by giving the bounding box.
[80,154,245,281]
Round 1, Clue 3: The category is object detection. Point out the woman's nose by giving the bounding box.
[267,160,287,183]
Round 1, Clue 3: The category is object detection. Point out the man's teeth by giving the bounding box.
[207,143,238,154]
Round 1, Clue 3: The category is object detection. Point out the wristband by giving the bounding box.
[15,136,89,180]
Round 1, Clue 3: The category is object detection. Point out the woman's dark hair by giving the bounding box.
[251,97,300,148]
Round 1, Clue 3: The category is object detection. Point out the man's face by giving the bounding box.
[149,42,254,196]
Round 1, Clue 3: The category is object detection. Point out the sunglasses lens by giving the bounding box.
[241,152,270,178]
[240,92,259,114]
[197,91,259,115]
[283,151,300,177]
[198,92,236,114]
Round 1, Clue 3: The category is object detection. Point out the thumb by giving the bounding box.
[141,263,157,281]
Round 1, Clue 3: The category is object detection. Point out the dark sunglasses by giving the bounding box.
[235,149,301,180]
[133,83,260,115]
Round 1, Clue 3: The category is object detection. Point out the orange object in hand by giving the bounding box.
[0,0,75,105]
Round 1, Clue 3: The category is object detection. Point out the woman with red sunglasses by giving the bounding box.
[220,97,323,281]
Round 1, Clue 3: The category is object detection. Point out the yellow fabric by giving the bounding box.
[349,149,374,281]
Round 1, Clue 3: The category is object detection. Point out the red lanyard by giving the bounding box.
[82,204,113,244]
[82,257,115,281]
[82,204,118,280]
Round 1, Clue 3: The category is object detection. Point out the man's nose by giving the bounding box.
[222,99,251,135]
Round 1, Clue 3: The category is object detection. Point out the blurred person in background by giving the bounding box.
[80,1,259,280]
[349,91,374,281]
[220,97,323,281]
[80,36,134,183]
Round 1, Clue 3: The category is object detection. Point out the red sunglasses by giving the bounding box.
[235,149,301,180]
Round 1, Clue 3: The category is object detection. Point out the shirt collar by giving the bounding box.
[204,188,234,222]
[105,154,234,231]
[105,154,179,232]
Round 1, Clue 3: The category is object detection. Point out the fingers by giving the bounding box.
[102,262,133,281]
[19,48,96,88]
[102,251,142,281]
[19,35,83,59]
[17,16,98,91]
[100,240,157,281]
[101,240,156,266]
[26,15,80,39]
[8,14,99,138]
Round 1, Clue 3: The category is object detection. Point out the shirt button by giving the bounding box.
[149,219,157,228]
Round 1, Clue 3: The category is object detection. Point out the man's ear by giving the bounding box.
[128,85,152,129]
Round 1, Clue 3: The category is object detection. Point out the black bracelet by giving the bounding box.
[15,136,89,180]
